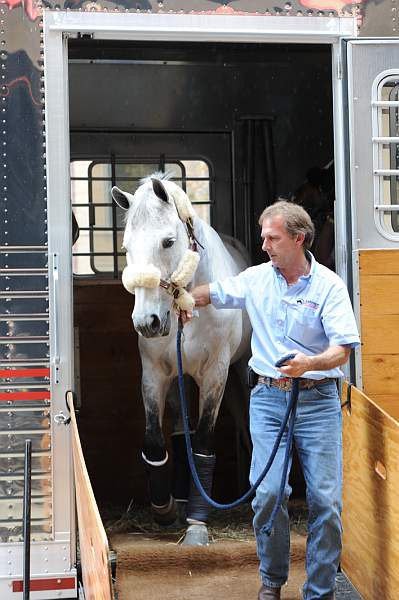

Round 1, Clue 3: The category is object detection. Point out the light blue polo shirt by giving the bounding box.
[209,253,360,379]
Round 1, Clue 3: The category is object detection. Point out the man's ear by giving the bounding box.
[296,232,306,246]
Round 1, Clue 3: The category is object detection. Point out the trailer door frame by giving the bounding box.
[42,8,357,574]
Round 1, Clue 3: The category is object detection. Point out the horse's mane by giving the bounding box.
[140,171,172,185]
[192,217,245,282]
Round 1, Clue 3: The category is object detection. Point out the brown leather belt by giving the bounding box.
[257,376,333,392]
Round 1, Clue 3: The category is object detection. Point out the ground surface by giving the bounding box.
[105,503,361,600]
[106,503,307,600]
[112,536,306,600]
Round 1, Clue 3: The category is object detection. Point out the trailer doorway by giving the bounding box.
[43,11,356,566]
[66,38,334,509]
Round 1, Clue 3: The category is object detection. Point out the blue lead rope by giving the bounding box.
[176,321,299,536]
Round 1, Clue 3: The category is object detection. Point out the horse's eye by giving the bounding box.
[162,238,175,249]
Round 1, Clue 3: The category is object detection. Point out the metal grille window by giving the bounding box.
[372,72,399,239]
[70,159,211,276]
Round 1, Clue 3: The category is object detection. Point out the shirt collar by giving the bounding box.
[302,250,315,280]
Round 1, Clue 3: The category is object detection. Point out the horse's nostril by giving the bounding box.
[150,315,160,332]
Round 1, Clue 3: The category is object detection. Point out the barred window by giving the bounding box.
[70,159,211,276]
[372,73,399,240]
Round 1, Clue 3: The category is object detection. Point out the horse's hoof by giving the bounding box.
[151,497,177,526]
[181,524,209,546]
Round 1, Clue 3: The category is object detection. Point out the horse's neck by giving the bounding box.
[191,217,235,285]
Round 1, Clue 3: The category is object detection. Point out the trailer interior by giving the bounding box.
[67,39,334,511]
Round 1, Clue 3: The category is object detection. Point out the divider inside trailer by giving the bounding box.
[66,392,114,600]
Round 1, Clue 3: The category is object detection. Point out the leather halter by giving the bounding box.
[159,217,202,301]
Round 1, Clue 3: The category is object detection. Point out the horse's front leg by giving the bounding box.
[141,366,176,525]
[183,362,229,545]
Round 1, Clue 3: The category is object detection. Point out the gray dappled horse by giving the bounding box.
[112,174,250,545]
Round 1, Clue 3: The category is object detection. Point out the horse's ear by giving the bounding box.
[111,186,131,210]
[152,178,169,203]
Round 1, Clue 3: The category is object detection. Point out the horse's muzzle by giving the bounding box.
[134,311,171,338]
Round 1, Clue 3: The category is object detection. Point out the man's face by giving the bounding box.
[260,215,304,269]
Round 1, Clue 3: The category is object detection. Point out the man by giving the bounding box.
[184,200,360,600]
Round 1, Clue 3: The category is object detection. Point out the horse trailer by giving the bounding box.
[3,0,399,598]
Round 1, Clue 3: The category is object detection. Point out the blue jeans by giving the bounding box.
[250,380,342,600]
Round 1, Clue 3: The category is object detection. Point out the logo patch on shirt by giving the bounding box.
[297,298,319,310]
[303,300,319,310]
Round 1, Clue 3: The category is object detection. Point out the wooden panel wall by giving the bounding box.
[342,250,399,598]
[359,249,399,402]
[74,280,145,506]
[342,383,399,600]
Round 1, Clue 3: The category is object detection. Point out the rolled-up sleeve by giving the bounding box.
[209,270,248,309]
[321,284,360,348]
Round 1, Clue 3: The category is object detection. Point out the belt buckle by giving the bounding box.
[279,379,292,392]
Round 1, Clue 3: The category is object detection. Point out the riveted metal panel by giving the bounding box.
[0,409,51,432]
[0,496,52,521]
[1,2,77,594]
[1,0,54,555]
[0,452,51,475]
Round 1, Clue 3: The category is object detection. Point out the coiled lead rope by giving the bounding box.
[176,320,299,535]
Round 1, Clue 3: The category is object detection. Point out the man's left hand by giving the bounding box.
[277,352,312,378]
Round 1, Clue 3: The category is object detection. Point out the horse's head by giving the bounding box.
[112,175,196,338]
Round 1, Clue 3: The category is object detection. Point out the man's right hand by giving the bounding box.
[180,310,193,325]
[191,283,211,307]
[179,284,211,326]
